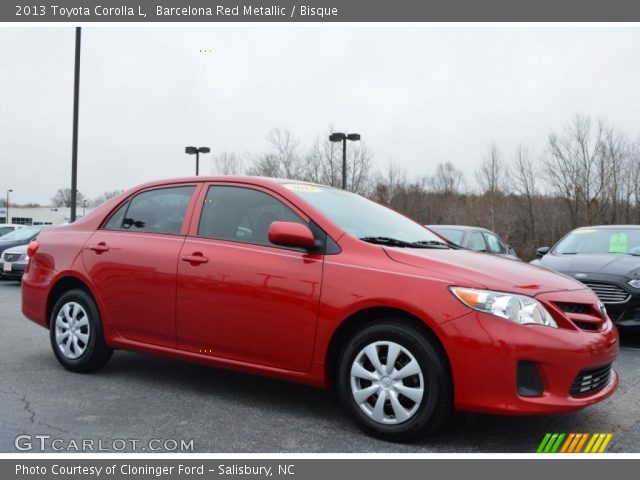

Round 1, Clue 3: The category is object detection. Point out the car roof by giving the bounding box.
[572,225,640,230]
[427,225,489,232]
[132,176,330,190]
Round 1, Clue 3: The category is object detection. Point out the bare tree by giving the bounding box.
[212,151,244,175]
[476,143,505,195]
[89,190,124,208]
[511,145,538,236]
[51,188,85,208]
[429,161,464,194]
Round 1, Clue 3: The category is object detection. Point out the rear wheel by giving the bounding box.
[337,320,451,442]
[49,289,112,372]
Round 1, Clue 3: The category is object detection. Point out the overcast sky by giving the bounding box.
[1,26,640,205]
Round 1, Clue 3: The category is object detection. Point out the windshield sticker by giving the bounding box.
[575,229,597,234]
[609,232,628,253]
[283,184,322,193]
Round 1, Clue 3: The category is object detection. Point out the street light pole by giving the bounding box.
[185,146,211,176]
[6,189,12,224]
[70,27,82,223]
[329,132,361,190]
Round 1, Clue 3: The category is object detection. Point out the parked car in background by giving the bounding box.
[22,177,618,441]
[0,224,25,237]
[0,226,44,258]
[531,225,640,331]
[1,244,29,281]
[427,225,519,260]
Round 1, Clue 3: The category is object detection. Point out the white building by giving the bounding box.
[0,206,94,226]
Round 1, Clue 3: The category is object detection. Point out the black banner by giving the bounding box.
[3,0,640,22]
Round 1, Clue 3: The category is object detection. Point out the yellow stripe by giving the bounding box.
[590,434,605,453]
[567,434,581,453]
[574,434,589,453]
[560,433,576,453]
[584,434,599,453]
[598,434,613,453]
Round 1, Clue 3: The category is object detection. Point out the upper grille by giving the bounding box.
[556,302,591,315]
[3,253,22,262]
[581,281,630,304]
[570,364,612,396]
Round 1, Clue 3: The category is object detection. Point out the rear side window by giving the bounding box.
[104,186,195,235]
[466,232,486,251]
[484,232,506,254]
[197,186,306,247]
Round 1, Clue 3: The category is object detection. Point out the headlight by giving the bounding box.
[450,287,558,328]
[629,279,640,289]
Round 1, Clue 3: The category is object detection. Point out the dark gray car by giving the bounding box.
[427,225,519,260]
[531,225,640,330]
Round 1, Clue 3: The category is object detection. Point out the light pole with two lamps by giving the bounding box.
[185,146,210,176]
[329,132,360,190]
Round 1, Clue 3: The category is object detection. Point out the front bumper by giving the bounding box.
[438,290,619,415]
[1,260,26,280]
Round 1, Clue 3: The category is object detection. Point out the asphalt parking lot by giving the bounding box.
[1,280,639,453]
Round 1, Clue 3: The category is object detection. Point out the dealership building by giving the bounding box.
[0,206,93,226]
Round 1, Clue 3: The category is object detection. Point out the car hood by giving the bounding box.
[2,244,27,255]
[535,253,640,280]
[384,247,585,296]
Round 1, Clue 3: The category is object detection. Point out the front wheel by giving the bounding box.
[49,289,113,373]
[337,321,452,442]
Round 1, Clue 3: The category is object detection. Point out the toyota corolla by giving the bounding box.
[21,177,619,441]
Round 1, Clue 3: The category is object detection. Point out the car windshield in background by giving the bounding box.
[285,184,446,247]
[0,226,41,242]
[431,228,465,245]
[554,228,640,256]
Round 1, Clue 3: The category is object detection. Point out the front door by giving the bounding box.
[176,184,323,372]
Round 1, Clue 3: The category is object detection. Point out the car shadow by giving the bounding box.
[92,349,625,452]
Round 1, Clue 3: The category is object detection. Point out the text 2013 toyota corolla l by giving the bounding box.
[21,177,619,441]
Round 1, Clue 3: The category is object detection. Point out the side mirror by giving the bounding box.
[268,221,315,249]
[536,246,550,257]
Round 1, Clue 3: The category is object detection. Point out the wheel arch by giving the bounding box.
[46,274,97,329]
[324,306,452,389]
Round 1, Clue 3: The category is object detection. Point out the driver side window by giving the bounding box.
[197,186,307,248]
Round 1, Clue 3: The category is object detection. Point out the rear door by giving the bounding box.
[82,184,199,348]
[176,184,324,372]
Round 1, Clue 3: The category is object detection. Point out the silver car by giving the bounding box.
[1,244,29,281]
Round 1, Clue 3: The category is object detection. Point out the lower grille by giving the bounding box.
[3,253,21,262]
[581,282,630,304]
[570,364,612,396]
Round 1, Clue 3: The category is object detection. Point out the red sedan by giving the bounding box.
[21,177,619,441]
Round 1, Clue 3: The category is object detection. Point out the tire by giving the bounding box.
[337,320,452,442]
[49,288,113,373]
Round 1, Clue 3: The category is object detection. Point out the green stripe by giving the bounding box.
[544,434,559,453]
[537,433,552,453]
[550,433,566,453]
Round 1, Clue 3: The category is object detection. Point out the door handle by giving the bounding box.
[181,253,209,264]
[89,242,109,253]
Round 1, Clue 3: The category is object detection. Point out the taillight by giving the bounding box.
[26,240,39,258]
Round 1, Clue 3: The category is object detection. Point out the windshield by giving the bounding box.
[554,227,640,255]
[285,184,444,245]
[0,226,41,242]
[430,227,465,245]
